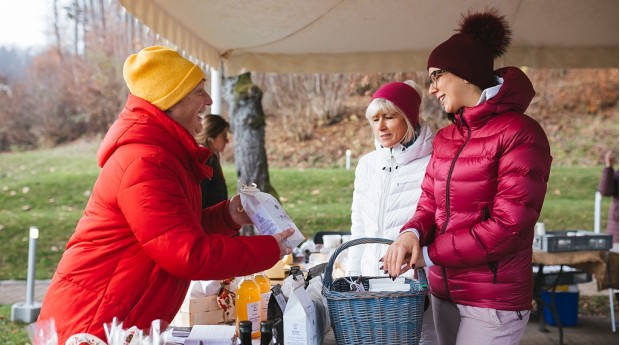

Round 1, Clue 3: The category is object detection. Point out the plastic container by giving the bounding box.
[322,234,342,249]
[540,285,579,327]
[533,230,612,252]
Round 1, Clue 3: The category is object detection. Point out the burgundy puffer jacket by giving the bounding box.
[39,94,281,344]
[402,67,552,311]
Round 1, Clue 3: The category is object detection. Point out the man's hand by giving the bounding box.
[228,194,252,226]
[272,228,295,258]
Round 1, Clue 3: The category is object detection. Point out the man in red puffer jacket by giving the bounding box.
[38,46,294,344]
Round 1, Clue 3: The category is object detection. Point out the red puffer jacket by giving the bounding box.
[402,67,552,311]
[39,94,280,344]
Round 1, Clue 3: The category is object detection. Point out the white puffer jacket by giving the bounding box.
[346,120,434,278]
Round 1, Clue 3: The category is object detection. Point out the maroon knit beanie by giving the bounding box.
[371,82,421,126]
[427,9,512,90]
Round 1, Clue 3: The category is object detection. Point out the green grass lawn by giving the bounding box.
[0,142,615,343]
[0,305,29,345]
[0,141,612,280]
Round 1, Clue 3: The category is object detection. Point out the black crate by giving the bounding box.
[532,265,592,286]
[533,230,613,252]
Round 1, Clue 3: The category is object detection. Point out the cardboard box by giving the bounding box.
[174,307,236,326]
[173,290,236,326]
[179,295,220,313]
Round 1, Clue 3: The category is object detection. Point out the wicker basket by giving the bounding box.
[322,237,429,345]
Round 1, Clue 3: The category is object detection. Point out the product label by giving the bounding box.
[247,301,261,333]
[252,204,279,235]
[261,291,271,320]
[272,285,287,312]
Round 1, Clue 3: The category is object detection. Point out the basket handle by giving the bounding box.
[322,237,427,289]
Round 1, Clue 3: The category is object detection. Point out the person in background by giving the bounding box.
[346,80,438,344]
[382,9,552,345]
[599,150,619,249]
[38,45,294,344]
[196,114,230,208]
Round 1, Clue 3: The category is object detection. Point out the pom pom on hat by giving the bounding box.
[371,82,421,126]
[427,9,512,90]
[123,46,206,111]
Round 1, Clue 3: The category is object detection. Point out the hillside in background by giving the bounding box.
[218,68,619,169]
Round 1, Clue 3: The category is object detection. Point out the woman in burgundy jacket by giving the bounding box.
[382,10,552,345]
[38,46,293,344]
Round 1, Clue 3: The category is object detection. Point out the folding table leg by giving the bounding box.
[609,288,616,332]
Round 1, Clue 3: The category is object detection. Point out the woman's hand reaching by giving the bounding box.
[381,231,423,278]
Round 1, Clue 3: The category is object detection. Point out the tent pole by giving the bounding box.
[210,66,222,115]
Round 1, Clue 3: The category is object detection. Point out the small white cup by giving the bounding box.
[535,222,546,236]
[322,234,342,249]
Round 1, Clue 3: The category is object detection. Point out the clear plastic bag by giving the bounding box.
[25,318,58,345]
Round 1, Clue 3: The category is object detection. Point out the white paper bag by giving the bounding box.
[283,285,319,345]
[239,182,305,249]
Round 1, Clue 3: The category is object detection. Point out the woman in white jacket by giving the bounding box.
[346,80,437,344]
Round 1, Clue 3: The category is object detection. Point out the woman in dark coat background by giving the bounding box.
[599,150,619,248]
[196,114,230,208]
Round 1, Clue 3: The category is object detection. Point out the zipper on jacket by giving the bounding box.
[377,153,396,238]
[441,109,472,301]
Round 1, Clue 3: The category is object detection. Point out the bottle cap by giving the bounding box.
[260,320,274,333]
[239,320,253,332]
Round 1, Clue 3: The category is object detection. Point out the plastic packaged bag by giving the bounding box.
[239,182,305,249]
[25,318,58,345]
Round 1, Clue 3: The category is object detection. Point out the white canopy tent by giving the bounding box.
[119,0,618,111]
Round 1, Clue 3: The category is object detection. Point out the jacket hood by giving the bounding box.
[374,120,434,166]
[97,94,213,180]
[456,66,535,128]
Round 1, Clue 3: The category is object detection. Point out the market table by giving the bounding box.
[532,249,618,345]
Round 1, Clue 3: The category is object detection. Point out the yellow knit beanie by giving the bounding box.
[123,46,205,111]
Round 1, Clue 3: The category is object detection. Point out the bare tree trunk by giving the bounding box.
[223,72,278,200]
[53,0,63,56]
[73,0,80,56]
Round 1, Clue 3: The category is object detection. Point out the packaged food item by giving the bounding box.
[239,183,305,249]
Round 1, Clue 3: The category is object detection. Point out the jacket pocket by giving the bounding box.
[481,206,491,221]
[480,207,498,283]
[488,261,499,284]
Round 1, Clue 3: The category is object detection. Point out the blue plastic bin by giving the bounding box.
[540,288,579,327]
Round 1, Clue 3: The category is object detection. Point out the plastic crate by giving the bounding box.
[532,265,592,286]
[533,230,613,252]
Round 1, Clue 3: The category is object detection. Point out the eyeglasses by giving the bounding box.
[429,69,448,89]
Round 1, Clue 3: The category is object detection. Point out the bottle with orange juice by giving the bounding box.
[254,271,271,321]
[235,275,261,338]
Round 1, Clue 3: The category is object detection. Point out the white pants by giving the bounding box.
[431,295,530,345]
